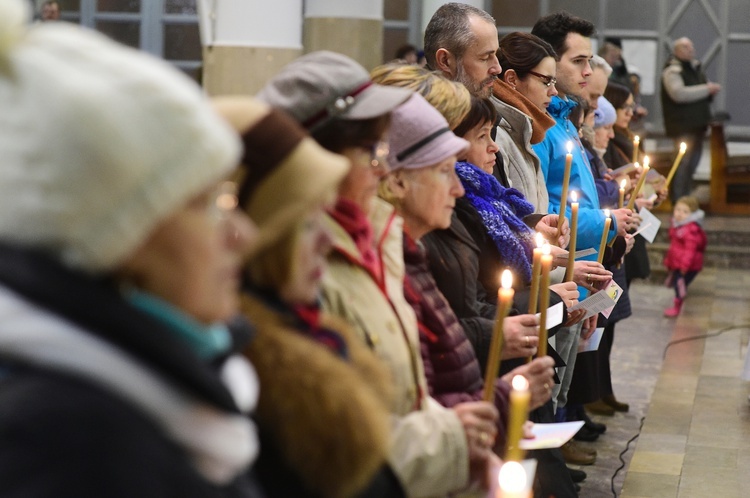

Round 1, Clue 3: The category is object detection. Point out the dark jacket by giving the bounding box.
[0,245,262,498]
[661,57,712,137]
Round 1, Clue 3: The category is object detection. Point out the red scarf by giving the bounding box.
[328,198,382,283]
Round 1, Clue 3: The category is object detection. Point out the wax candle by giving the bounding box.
[527,233,544,314]
[483,270,515,403]
[556,141,573,239]
[505,375,531,461]
[597,209,611,264]
[632,135,640,164]
[627,159,650,210]
[537,243,552,357]
[496,461,529,498]
[664,142,687,189]
[563,191,578,282]
[619,179,626,209]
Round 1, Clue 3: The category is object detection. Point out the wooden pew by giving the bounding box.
[709,122,750,215]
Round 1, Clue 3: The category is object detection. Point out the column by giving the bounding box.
[198,0,303,96]
[304,0,384,71]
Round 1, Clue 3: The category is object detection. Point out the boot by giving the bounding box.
[561,441,596,466]
[664,297,683,317]
[602,394,629,413]
[585,399,615,416]
[581,409,607,434]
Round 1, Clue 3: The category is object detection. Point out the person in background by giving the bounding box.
[663,196,707,317]
[585,54,611,111]
[258,51,499,497]
[394,44,419,65]
[661,36,721,202]
[0,5,262,496]
[39,0,59,21]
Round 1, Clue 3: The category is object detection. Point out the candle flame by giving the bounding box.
[511,374,529,391]
[498,461,527,492]
[542,242,551,255]
[570,190,578,203]
[620,178,627,189]
[634,135,640,143]
[643,155,650,168]
[566,141,573,153]
[535,232,544,248]
[679,142,687,153]
[501,269,513,289]
[604,208,610,218]
[634,162,640,169]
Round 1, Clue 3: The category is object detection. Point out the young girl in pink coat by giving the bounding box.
[663,196,707,317]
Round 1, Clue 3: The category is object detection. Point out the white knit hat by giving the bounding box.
[0,2,240,272]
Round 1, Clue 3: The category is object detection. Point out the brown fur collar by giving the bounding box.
[241,294,393,498]
[492,78,556,144]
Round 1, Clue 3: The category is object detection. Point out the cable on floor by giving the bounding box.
[610,415,645,498]
[662,323,750,359]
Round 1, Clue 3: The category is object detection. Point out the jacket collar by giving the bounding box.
[492,79,556,144]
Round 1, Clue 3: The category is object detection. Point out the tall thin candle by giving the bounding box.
[664,142,688,189]
[597,209,612,264]
[619,179,626,209]
[527,233,544,314]
[505,375,531,461]
[627,158,650,210]
[556,141,573,239]
[632,135,640,164]
[563,191,578,282]
[483,270,514,403]
[537,243,552,357]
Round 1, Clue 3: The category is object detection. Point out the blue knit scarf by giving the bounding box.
[456,161,536,285]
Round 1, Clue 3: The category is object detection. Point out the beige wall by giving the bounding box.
[303,18,384,71]
[202,46,302,97]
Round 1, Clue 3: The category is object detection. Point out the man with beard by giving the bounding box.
[424,3,501,99]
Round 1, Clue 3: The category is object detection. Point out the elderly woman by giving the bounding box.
[215,96,402,498]
[0,7,260,496]
[257,51,499,497]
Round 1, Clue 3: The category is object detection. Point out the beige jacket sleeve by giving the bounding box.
[662,63,711,103]
[388,397,469,498]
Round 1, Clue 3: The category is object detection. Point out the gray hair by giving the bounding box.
[424,3,496,69]
[590,54,613,77]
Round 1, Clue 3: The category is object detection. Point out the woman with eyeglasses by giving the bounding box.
[602,81,639,170]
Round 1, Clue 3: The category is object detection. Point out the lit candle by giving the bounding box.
[556,141,573,239]
[597,209,612,264]
[505,375,531,461]
[496,461,529,498]
[563,191,578,282]
[664,142,687,189]
[627,158,650,210]
[537,243,552,357]
[619,179,626,209]
[632,135,640,164]
[527,233,544,315]
[483,269,515,403]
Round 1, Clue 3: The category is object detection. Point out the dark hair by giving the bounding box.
[603,81,631,110]
[498,32,557,80]
[453,95,497,138]
[311,115,391,154]
[424,2,495,69]
[566,94,588,130]
[395,44,418,60]
[531,11,595,57]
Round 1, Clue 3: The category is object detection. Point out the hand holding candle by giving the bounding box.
[632,135,640,164]
[556,141,573,239]
[483,270,514,403]
[563,191,578,282]
[627,157,650,210]
[664,142,687,189]
[527,233,544,315]
[537,243,552,357]
[597,209,612,264]
[505,375,531,461]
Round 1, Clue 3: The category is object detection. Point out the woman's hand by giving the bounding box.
[501,356,555,410]
[501,314,539,360]
[580,315,598,340]
[611,208,635,236]
[549,281,579,308]
[624,233,635,255]
[571,261,612,292]
[535,214,569,248]
[454,401,499,487]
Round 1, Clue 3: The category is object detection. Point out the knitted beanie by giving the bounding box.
[0,2,240,272]
[594,96,617,128]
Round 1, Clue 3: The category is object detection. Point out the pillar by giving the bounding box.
[303,0,384,71]
[198,1,303,96]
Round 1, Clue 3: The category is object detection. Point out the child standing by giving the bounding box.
[663,196,707,317]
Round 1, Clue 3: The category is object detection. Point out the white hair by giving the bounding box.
[590,54,613,77]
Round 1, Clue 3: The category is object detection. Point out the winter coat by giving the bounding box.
[240,292,403,498]
[402,234,510,449]
[663,211,707,272]
[661,57,713,137]
[491,79,556,212]
[0,244,262,498]
[320,197,469,498]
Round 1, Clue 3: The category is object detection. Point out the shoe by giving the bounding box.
[585,399,615,416]
[561,441,596,465]
[664,297,683,317]
[574,482,581,493]
[567,467,587,483]
[581,409,607,434]
[573,425,600,442]
[603,394,630,413]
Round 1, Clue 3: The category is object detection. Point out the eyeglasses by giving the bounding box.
[527,70,557,87]
[357,140,390,170]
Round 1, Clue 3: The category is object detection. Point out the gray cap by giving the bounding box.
[257,51,412,130]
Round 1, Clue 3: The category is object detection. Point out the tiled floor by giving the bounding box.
[574,266,750,497]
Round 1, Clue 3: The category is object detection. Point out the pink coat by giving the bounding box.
[663,218,707,273]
